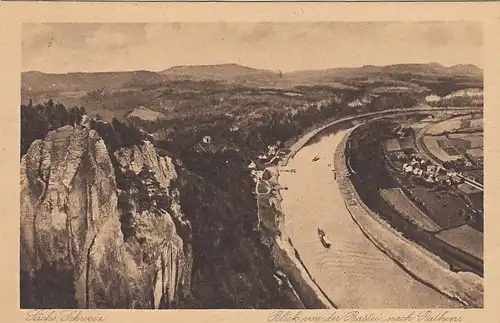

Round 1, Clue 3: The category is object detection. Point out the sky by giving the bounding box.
[22,22,483,73]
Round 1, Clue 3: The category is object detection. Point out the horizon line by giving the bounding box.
[21,61,483,76]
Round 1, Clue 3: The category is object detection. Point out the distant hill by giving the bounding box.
[284,63,483,82]
[21,64,280,93]
[161,63,278,81]
[21,70,165,93]
[22,62,483,96]
[159,63,287,88]
[447,64,483,76]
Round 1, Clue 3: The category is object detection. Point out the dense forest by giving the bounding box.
[21,100,86,157]
[135,96,361,161]
[20,100,304,309]
[20,100,146,158]
[19,87,440,308]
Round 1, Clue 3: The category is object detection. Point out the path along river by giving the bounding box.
[279,122,462,308]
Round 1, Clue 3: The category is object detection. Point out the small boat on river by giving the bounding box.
[318,228,331,248]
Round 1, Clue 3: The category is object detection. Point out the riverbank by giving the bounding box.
[265,107,482,308]
[280,106,482,168]
[334,127,483,308]
[255,169,335,309]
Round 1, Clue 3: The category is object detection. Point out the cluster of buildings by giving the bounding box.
[256,142,288,166]
[348,92,372,109]
[401,154,463,187]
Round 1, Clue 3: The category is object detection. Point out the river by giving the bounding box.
[279,123,462,309]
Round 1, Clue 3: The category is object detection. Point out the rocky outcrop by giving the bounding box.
[20,125,191,309]
[113,140,192,308]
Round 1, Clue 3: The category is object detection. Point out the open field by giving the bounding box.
[380,188,441,232]
[436,225,483,261]
[426,114,483,136]
[426,118,465,135]
[466,148,483,159]
[409,187,469,229]
[464,170,484,184]
[448,133,483,148]
[467,192,484,213]
[437,139,461,156]
[459,118,483,131]
[384,139,401,152]
[446,138,470,151]
[408,122,432,131]
[423,136,461,162]
[398,137,416,150]
[458,183,482,195]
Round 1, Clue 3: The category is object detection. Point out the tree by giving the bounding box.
[91,120,121,153]
[112,118,143,148]
[46,98,54,109]
[20,105,49,156]
[53,103,69,128]
[69,106,84,126]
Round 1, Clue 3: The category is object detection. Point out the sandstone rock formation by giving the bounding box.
[20,125,191,309]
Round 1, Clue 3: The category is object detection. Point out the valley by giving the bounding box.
[20,62,484,309]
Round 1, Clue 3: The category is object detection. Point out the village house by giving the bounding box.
[267,145,278,156]
[248,161,257,170]
[451,176,463,185]
[395,152,407,161]
[202,135,212,144]
[360,92,372,104]
[435,173,451,185]
[348,99,364,109]
[425,165,436,176]
[258,154,269,163]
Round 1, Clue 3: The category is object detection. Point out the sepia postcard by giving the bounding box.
[0,2,499,323]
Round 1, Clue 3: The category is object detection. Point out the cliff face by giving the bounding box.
[113,141,192,308]
[20,125,191,309]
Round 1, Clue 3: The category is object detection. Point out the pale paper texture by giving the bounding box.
[0,2,499,323]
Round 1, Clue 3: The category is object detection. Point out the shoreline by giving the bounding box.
[334,126,483,308]
[267,106,483,309]
[280,106,482,168]
[256,176,335,309]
